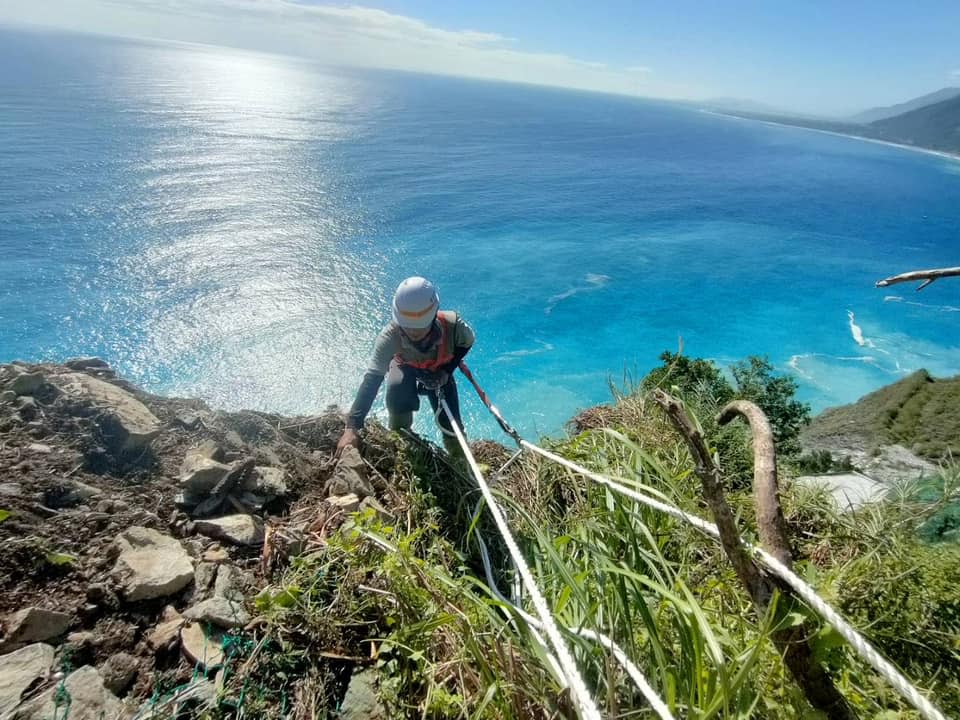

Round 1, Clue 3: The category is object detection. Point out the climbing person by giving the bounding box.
[336,276,475,457]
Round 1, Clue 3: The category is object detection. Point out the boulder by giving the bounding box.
[325,447,374,498]
[0,643,54,718]
[53,373,161,452]
[194,515,264,546]
[10,665,122,720]
[111,527,194,601]
[193,562,218,600]
[183,597,250,629]
[0,608,71,653]
[99,652,138,695]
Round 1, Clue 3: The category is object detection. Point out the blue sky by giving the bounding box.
[2,0,959,115]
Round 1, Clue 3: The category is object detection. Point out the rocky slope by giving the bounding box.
[0,359,393,719]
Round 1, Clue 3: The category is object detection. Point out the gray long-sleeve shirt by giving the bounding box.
[347,311,474,429]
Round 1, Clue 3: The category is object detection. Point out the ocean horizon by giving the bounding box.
[2,27,959,441]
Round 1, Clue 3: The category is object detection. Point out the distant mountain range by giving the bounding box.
[705,87,960,156]
[849,87,960,124]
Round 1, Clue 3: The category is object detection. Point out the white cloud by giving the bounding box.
[0,0,681,97]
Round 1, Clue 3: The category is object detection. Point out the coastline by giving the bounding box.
[703,109,960,164]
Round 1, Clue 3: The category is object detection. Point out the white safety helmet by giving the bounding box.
[392,276,440,329]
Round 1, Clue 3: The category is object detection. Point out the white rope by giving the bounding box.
[521,440,948,720]
[473,511,675,720]
[439,398,603,720]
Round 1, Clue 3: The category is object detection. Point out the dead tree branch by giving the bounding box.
[717,400,793,566]
[875,266,960,291]
[653,390,856,719]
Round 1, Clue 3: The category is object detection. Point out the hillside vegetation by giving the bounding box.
[802,369,960,460]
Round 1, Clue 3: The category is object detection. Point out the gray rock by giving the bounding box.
[339,669,386,720]
[189,440,226,463]
[44,478,102,509]
[0,390,16,403]
[15,397,38,420]
[146,607,183,652]
[246,466,288,497]
[99,652,138,695]
[111,527,194,601]
[0,482,23,497]
[11,373,44,396]
[179,457,232,496]
[325,447,374,499]
[65,357,111,372]
[0,608,71,653]
[52,373,161,452]
[327,494,361,513]
[193,562,218,600]
[10,666,122,720]
[27,443,51,455]
[213,565,251,602]
[0,643,55,718]
[179,623,224,670]
[183,597,250,629]
[194,515,264,546]
[134,679,215,720]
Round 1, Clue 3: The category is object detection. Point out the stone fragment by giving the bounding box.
[178,457,231,496]
[0,608,71,653]
[27,443,51,455]
[325,446,374,498]
[0,390,16,403]
[100,652,138,695]
[340,669,387,720]
[201,546,229,563]
[213,565,251,602]
[146,607,184,652]
[179,623,224,670]
[0,482,23,496]
[183,597,250,629]
[111,527,194,601]
[11,373,44,396]
[10,665,122,720]
[0,643,54,718]
[245,466,288,497]
[193,562,218,599]
[194,515,264,546]
[65,357,110,372]
[53,373,161,452]
[327,493,360,514]
[44,478,102,508]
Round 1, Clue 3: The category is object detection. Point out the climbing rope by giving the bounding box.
[438,395,603,720]
[454,363,947,720]
[472,509,676,720]
[519,441,948,720]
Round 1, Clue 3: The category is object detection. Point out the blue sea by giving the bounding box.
[2,28,959,441]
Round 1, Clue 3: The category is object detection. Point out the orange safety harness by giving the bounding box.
[396,312,455,372]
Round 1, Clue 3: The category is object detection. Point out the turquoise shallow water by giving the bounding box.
[2,28,959,441]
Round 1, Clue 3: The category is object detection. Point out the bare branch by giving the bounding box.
[875,266,960,291]
[654,390,857,719]
[717,400,793,567]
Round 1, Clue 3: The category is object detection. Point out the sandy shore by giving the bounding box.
[704,110,960,164]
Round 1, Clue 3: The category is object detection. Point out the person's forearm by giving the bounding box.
[347,371,385,429]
